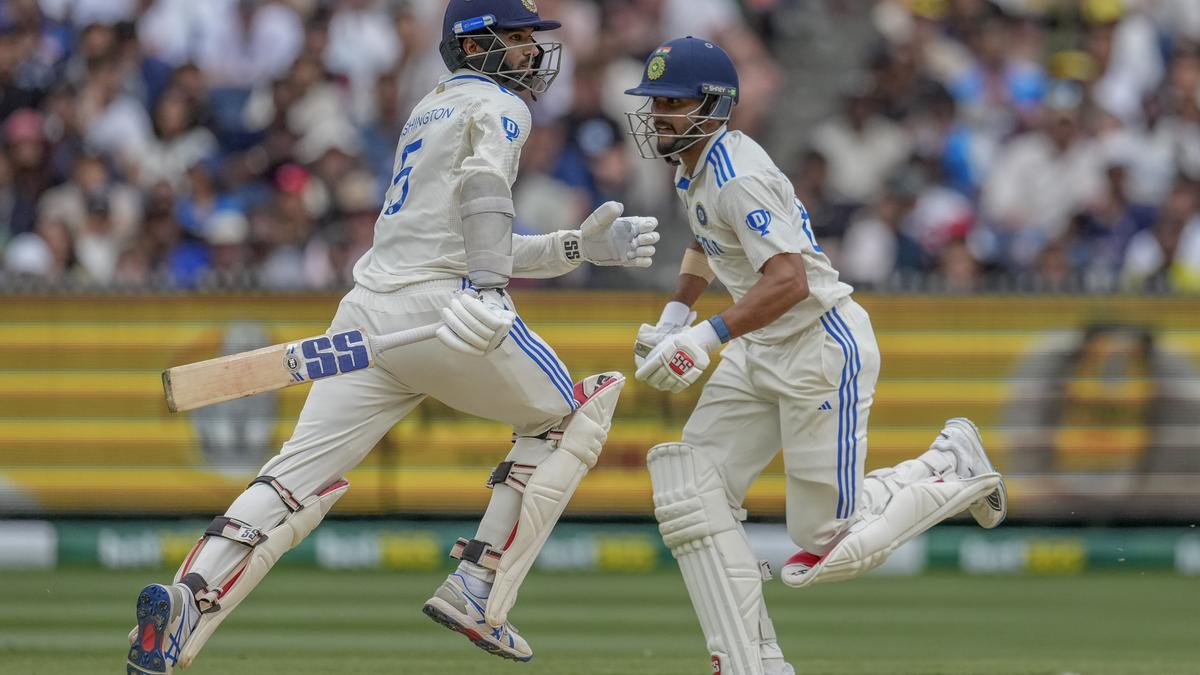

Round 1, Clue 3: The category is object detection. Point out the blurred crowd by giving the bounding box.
[0,0,1197,294]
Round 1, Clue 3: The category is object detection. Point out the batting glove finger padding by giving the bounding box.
[579,200,661,267]
[634,329,713,392]
[436,291,515,356]
[633,303,701,369]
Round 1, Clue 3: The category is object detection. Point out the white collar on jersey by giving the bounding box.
[673,125,734,192]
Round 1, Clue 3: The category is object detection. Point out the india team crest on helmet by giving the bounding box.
[522,0,538,12]
[647,56,666,80]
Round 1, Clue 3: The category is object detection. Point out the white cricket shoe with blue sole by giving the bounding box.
[939,417,1007,528]
[422,573,532,662]
[126,583,200,674]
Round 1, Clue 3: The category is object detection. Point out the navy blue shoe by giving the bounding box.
[127,584,198,674]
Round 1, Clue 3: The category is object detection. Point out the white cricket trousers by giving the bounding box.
[682,297,880,554]
[258,280,576,498]
[183,280,576,584]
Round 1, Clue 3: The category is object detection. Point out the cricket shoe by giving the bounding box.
[933,418,1007,529]
[780,549,824,586]
[126,583,200,674]
[422,573,532,662]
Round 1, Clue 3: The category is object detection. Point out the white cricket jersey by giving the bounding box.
[674,129,853,344]
[353,69,533,292]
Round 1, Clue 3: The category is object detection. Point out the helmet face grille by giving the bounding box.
[441,25,562,95]
[624,96,732,161]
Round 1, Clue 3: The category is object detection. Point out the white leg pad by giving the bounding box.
[783,471,1000,588]
[175,479,349,668]
[485,372,624,628]
[649,443,768,675]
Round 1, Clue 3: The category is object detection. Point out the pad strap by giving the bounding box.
[449,537,501,571]
[204,516,268,547]
[248,475,303,512]
[487,461,538,492]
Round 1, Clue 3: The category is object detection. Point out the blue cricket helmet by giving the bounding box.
[439,0,563,94]
[440,0,561,38]
[624,36,740,104]
[624,37,740,161]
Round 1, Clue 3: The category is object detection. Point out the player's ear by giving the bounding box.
[461,36,483,55]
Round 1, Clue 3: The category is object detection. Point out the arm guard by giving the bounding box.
[461,171,515,289]
[511,230,583,279]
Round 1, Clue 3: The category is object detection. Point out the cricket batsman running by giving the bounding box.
[624,37,1007,675]
[126,1,660,672]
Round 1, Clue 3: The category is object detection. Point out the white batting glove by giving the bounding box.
[634,322,721,393]
[578,201,660,267]
[633,301,697,368]
[436,289,515,356]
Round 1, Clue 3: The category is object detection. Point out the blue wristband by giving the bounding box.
[707,316,732,343]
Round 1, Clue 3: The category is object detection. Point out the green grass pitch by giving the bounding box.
[0,568,1195,674]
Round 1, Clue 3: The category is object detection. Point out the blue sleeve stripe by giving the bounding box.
[716,141,736,180]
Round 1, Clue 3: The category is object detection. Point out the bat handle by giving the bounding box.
[371,322,441,353]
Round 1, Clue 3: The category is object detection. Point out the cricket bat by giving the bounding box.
[162,323,440,413]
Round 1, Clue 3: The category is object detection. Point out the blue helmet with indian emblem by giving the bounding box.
[624,36,740,160]
[439,0,563,95]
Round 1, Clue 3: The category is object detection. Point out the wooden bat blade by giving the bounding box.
[163,340,314,412]
[162,323,439,413]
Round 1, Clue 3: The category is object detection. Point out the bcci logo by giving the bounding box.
[669,350,694,376]
[695,202,708,226]
[746,208,772,237]
[522,0,537,12]
[647,55,666,80]
[501,116,520,142]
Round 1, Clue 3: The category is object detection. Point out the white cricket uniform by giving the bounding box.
[676,129,880,553]
[257,70,577,501]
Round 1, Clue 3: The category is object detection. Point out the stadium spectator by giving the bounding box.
[0,0,1197,294]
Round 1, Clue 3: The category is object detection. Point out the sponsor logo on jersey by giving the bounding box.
[647,55,666,80]
[669,350,694,376]
[746,208,772,237]
[694,202,708,226]
[502,116,521,142]
[711,655,722,674]
[522,0,538,12]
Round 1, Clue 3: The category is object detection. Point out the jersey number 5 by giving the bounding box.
[384,139,424,215]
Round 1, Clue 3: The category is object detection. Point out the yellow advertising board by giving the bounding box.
[1,292,1198,520]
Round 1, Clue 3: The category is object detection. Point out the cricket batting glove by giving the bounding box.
[635,321,721,393]
[633,301,697,369]
[436,289,516,356]
[577,201,660,267]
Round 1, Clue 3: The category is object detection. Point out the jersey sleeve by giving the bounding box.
[460,93,531,188]
[715,174,808,271]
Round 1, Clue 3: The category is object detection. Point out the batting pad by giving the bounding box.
[648,443,767,675]
[175,480,348,668]
[485,372,625,628]
[783,472,1000,589]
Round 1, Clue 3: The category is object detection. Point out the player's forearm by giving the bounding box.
[717,253,808,339]
[511,232,580,279]
[669,245,712,307]
[670,273,710,307]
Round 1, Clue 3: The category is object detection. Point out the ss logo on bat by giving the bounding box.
[286,329,370,382]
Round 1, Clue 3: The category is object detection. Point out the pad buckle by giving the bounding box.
[449,537,502,571]
[486,461,537,492]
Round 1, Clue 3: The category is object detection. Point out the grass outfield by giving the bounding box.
[0,569,1195,675]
